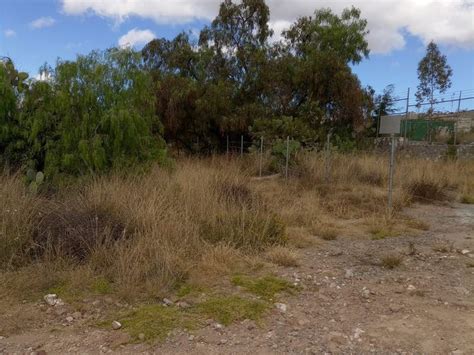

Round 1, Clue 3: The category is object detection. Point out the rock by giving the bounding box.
[353,328,365,340]
[163,298,174,306]
[461,249,470,255]
[407,285,416,292]
[44,294,63,306]
[188,335,195,341]
[451,350,464,355]
[219,339,228,345]
[361,288,371,299]
[112,321,122,330]
[241,319,256,330]
[275,303,287,313]
[389,304,403,313]
[54,307,67,316]
[345,269,354,279]
[213,323,224,330]
[138,333,146,341]
[326,331,345,345]
[72,312,82,319]
[176,301,191,309]
[65,316,74,323]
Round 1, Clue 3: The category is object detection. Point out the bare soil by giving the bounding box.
[1,203,473,354]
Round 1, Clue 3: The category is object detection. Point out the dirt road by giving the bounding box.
[1,203,473,354]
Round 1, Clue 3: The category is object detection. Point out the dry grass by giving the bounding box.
[264,246,299,267]
[1,152,473,304]
[380,255,403,269]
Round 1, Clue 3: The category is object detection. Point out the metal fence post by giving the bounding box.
[240,135,244,157]
[325,133,331,184]
[388,134,396,215]
[285,136,290,180]
[259,136,264,177]
[404,88,410,142]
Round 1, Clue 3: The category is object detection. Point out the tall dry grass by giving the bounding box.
[1,153,473,300]
[0,159,285,299]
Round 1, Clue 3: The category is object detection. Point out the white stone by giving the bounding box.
[353,328,365,339]
[163,298,174,306]
[112,321,122,330]
[44,294,58,306]
[275,303,287,313]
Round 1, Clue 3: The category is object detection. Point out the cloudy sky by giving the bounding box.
[1,0,473,107]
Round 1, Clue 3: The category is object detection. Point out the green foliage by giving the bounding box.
[120,304,199,342]
[1,49,167,179]
[196,295,268,325]
[2,1,374,165]
[416,41,453,111]
[231,275,295,300]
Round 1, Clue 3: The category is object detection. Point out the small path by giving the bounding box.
[1,203,473,354]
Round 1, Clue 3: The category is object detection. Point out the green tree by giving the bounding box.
[415,41,453,112]
[284,7,369,65]
[0,57,29,167]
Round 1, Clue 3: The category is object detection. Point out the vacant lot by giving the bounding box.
[1,153,473,354]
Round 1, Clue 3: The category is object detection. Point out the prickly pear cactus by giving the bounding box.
[36,171,44,184]
[25,170,45,194]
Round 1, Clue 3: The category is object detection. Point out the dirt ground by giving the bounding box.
[1,202,473,354]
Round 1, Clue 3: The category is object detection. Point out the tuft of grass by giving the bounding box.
[231,275,294,300]
[315,226,339,241]
[120,304,199,342]
[380,255,402,269]
[369,226,400,240]
[264,246,299,267]
[196,296,268,326]
[91,277,113,295]
[404,218,430,231]
[461,195,474,204]
[432,242,454,253]
[405,180,447,203]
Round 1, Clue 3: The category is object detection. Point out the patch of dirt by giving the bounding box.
[1,203,473,354]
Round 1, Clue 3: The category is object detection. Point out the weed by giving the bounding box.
[432,242,454,253]
[369,227,400,240]
[264,246,299,267]
[404,218,430,231]
[380,255,402,269]
[120,304,198,342]
[196,296,268,326]
[314,226,338,241]
[461,195,474,204]
[231,275,294,300]
[91,277,113,295]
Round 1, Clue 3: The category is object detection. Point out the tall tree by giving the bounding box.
[415,41,453,112]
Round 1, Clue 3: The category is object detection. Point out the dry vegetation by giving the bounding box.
[1,152,474,338]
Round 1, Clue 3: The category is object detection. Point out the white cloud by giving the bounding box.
[62,0,474,54]
[118,28,156,47]
[30,16,56,29]
[4,29,16,38]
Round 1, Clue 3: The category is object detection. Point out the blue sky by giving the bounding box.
[1,0,473,111]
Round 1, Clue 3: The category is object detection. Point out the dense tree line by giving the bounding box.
[1,0,387,179]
